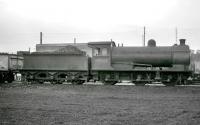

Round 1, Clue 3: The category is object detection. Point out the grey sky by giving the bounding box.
[0,0,200,52]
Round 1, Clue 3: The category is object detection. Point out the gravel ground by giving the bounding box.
[0,82,200,125]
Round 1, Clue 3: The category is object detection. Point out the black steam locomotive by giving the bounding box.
[19,39,192,86]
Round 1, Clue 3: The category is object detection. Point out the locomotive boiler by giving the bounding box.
[112,39,190,67]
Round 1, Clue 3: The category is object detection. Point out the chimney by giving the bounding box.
[40,32,43,44]
[179,39,186,46]
[74,38,76,44]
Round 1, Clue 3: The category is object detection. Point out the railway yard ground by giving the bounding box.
[0,82,200,125]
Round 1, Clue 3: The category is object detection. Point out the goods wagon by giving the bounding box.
[0,53,23,83]
[21,45,89,84]
[89,39,192,86]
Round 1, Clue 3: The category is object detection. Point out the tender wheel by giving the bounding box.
[7,77,14,83]
[50,81,57,84]
[0,74,3,83]
[71,80,85,85]
[53,80,63,84]
[57,81,63,84]
[30,81,38,84]
[39,81,44,84]
[0,74,5,84]
[7,79,13,83]
[7,74,14,83]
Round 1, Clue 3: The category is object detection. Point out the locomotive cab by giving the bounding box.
[88,41,116,84]
[88,41,115,71]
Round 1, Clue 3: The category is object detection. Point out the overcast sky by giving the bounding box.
[0,0,200,52]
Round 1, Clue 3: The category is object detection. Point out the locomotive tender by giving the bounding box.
[21,45,89,84]
[20,39,192,85]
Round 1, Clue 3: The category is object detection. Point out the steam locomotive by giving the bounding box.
[19,39,192,86]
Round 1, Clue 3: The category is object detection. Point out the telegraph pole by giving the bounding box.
[143,26,146,46]
[175,27,178,44]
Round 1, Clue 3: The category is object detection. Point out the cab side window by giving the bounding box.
[93,48,108,56]
[102,48,108,56]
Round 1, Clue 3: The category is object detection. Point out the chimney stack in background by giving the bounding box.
[40,32,43,44]
[74,38,76,44]
[179,39,186,46]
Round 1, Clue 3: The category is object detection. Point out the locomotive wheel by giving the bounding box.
[56,81,63,84]
[162,75,179,86]
[103,81,117,85]
[134,82,146,86]
[162,80,177,86]
[162,81,175,86]
[134,80,146,86]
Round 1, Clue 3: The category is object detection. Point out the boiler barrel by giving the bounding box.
[111,46,190,67]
